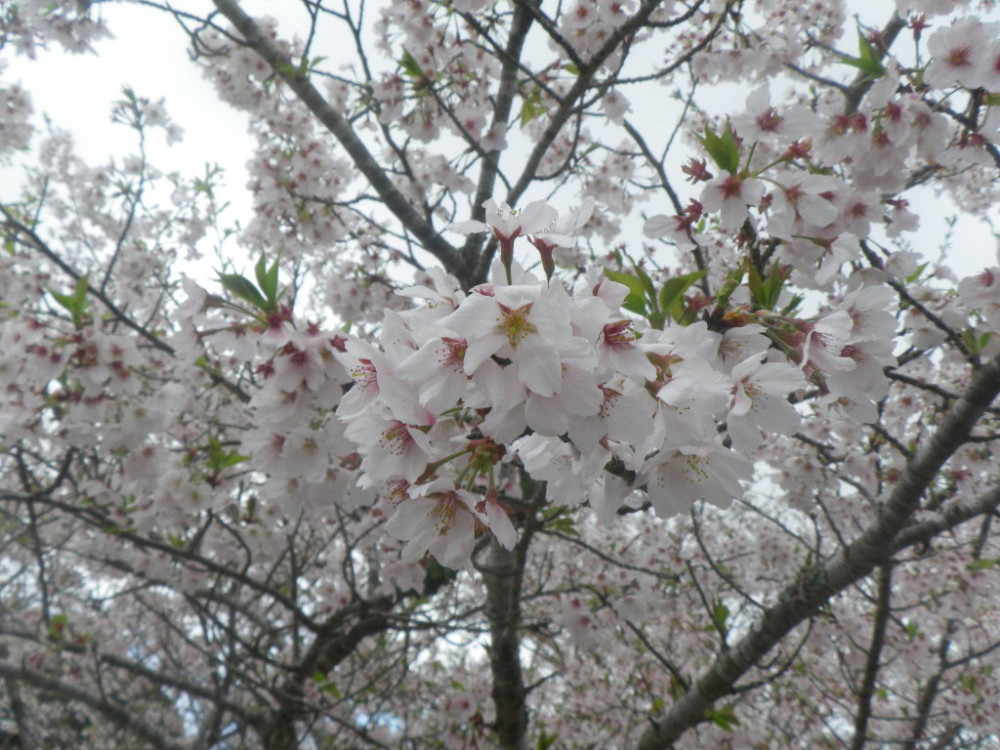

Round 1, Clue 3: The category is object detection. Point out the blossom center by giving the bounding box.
[495,303,537,348]
[352,358,378,389]
[602,320,638,348]
[756,108,783,132]
[947,46,972,68]
[719,176,745,199]
[430,492,460,533]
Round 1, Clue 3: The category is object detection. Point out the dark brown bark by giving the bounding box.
[482,538,530,750]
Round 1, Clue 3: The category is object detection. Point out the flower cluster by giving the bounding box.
[0,66,33,160]
[328,200,902,572]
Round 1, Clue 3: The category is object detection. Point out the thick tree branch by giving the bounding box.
[0,662,187,750]
[636,353,1000,750]
[263,595,395,750]
[469,1,533,219]
[848,563,893,750]
[479,481,546,749]
[482,536,530,750]
[209,0,462,273]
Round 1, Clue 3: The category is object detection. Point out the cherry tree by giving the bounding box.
[2,0,1000,747]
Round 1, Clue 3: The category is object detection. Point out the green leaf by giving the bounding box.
[536,731,559,750]
[712,602,730,636]
[208,437,224,467]
[905,262,928,284]
[49,290,77,314]
[547,514,580,537]
[630,261,657,302]
[47,614,71,647]
[836,31,885,80]
[647,311,667,330]
[705,704,740,732]
[856,32,886,78]
[714,264,746,310]
[320,681,341,699]
[959,673,980,694]
[747,263,789,311]
[621,296,649,317]
[218,272,268,311]
[780,293,804,316]
[604,269,648,316]
[539,505,580,536]
[254,254,281,309]
[668,676,686,700]
[962,328,987,355]
[50,275,90,327]
[254,255,271,300]
[697,122,740,174]
[206,436,250,473]
[968,558,996,571]
[220,452,250,469]
[70,275,88,311]
[519,88,546,127]
[399,48,424,79]
[312,671,342,698]
[300,55,327,74]
[658,270,707,322]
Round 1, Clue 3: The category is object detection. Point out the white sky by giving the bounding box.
[1,3,256,219]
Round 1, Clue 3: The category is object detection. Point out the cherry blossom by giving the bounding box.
[700,174,766,231]
[734,86,819,144]
[726,355,807,451]
[925,19,1000,90]
[527,197,595,280]
[384,481,481,568]
[643,441,755,516]
[5,2,1000,749]
[449,199,558,281]
[440,282,579,397]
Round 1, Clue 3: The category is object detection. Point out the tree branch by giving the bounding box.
[636,352,1000,750]
[0,662,187,750]
[848,563,893,750]
[209,0,462,272]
